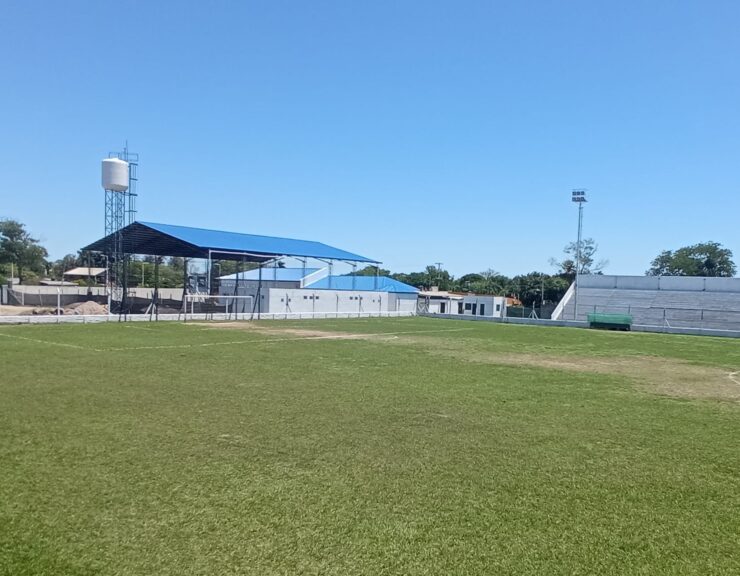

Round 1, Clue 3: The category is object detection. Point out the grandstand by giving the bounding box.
[553,275,740,331]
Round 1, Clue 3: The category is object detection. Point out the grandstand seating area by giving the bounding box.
[554,275,740,331]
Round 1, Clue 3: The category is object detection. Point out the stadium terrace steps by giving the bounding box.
[559,285,740,331]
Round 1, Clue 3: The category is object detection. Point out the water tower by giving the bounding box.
[102,146,138,237]
[102,145,139,312]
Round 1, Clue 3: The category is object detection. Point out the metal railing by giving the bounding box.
[574,304,740,331]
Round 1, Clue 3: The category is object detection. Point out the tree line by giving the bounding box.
[1,218,736,306]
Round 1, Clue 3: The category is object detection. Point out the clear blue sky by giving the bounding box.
[1,1,738,276]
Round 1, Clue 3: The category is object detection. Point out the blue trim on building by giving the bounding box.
[305,275,418,294]
[219,267,320,281]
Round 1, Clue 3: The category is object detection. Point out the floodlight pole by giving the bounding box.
[572,190,587,320]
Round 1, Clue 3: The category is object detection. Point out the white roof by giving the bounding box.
[64,267,107,277]
[418,290,464,300]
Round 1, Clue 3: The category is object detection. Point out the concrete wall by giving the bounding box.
[11,285,184,300]
[419,313,740,339]
[658,276,705,291]
[267,288,416,315]
[422,296,506,317]
[578,275,619,289]
[0,310,416,325]
[705,277,740,292]
[579,275,661,290]
[578,275,740,293]
[424,298,456,315]
[219,279,299,313]
[461,295,506,317]
[387,293,418,313]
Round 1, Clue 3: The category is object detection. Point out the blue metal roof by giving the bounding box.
[305,275,418,294]
[83,221,378,263]
[219,267,320,281]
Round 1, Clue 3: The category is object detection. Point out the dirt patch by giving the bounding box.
[190,321,261,331]
[190,322,390,341]
[390,335,740,402]
[493,353,737,402]
[0,305,36,316]
[192,322,347,337]
[190,323,739,401]
[0,301,107,316]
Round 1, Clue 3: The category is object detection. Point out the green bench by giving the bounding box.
[587,312,633,331]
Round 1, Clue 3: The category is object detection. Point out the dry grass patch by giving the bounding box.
[395,334,740,402]
[191,321,396,341]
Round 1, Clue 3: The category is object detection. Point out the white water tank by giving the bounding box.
[101,158,129,191]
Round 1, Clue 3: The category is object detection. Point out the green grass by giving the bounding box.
[1,317,738,575]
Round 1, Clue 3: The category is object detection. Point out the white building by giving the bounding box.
[418,289,507,318]
[218,268,418,315]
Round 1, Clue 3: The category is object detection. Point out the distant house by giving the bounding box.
[418,288,507,318]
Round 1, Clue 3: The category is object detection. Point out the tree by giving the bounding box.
[509,272,570,306]
[49,253,81,280]
[392,271,429,289]
[646,242,736,277]
[424,264,453,290]
[456,273,484,290]
[354,265,391,277]
[550,238,607,277]
[455,269,509,295]
[212,259,260,278]
[0,219,49,283]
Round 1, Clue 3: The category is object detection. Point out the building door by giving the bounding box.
[457,302,463,314]
[479,304,485,316]
[471,303,477,315]
[440,302,446,314]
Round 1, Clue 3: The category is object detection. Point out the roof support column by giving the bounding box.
[207,250,212,296]
[258,263,262,320]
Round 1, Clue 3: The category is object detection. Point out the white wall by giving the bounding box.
[10,285,184,300]
[461,295,506,318]
[219,279,300,312]
[705,277,740,292]
[421,295,506,317]
[267,288,414,314]
[387,293,417,313]
[425,298,457,315]
[658,276,705,291]
[578,274,740,293]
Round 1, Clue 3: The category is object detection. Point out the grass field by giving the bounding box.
[1,317,739,575]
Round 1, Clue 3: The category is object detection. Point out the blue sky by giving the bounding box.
[1,1,738,276]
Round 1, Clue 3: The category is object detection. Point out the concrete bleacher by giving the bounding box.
[555,275,740,331]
